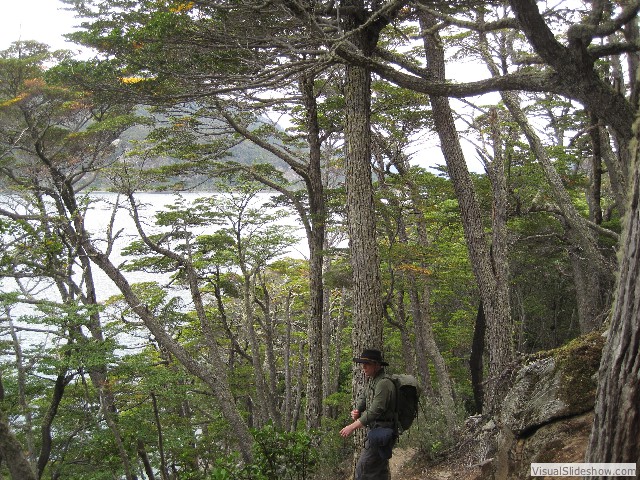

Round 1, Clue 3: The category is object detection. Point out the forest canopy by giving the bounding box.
[0,1,639,478]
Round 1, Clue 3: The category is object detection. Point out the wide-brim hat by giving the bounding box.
[353,349,389,366]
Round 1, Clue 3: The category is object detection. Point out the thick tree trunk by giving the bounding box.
[341,8,386,471]
[343,15,384,368]
[586,97,640,473]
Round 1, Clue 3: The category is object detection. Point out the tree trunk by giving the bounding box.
[585,88,640,473]
[587,113,603,224]
[37,372,71,479]
[322,259,333,419]
[418,282,457,427]
[256,278,283,429]
[0,409,37,480]
[136,440,156,480]
[394,288,419,380]
[599,126,627,216]
[343,4,385,393]
[292,340,306,431]
[419,8,514,414]
[150,392,170,480]
[284,290,294,431]
[7,311,36,468]
[301,73,326,430]
[470,302,486,414]
[241,274,272,427]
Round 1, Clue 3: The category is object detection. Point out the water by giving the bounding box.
[1,191,304,350]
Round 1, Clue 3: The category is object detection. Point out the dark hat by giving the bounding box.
[353,349,389,366]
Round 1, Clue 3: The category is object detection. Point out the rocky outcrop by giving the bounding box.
[500,332,602,437]
[453,332,605,479]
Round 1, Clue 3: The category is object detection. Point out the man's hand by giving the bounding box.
[350,409,360,421]
[340,420,363,438]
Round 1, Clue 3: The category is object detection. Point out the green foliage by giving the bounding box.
[252,425,319,479]
[0,1,630,476]
[202,426,320,480]
[410,399,464,461]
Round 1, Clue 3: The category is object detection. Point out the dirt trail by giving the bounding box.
[390,448,415,472]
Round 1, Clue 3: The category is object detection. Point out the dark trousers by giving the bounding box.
[354,428,395,479]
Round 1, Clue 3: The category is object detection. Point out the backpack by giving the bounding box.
[388,374,420,433]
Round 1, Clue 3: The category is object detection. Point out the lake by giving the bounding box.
[1,191,305,349]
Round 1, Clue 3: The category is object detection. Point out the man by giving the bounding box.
[340,349,397,479]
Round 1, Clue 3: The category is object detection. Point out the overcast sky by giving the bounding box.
[1,0,82,52]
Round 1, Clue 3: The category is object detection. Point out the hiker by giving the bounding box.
[340,349,397,480]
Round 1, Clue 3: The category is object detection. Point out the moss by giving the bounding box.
[551,331,605,408]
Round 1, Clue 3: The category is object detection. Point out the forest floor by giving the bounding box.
[389,447,482,480]
[388,415,591,480]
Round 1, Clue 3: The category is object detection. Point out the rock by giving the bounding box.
[510,412,595,479]
[482,419,497,432]
[499,333,603,436]
[410,333,604,480]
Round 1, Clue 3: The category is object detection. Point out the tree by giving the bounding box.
[0,41,141,479]
[414,5,514,413]
[62,0,339,428]
[585,66,640,473]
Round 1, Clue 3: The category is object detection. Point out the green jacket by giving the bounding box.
[355,372,396,428]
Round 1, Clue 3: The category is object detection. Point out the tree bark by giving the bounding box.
[0,410,37,480]
[342,0,385,384]
[586,81,640,472]
[470,302,486,414]
[36,372,72,479]
[587,113,603,225]
[300,73,326,430]
[150,392,170,480]
[136,439,156,480]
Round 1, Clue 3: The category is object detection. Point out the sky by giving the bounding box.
[1,0,83,52]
